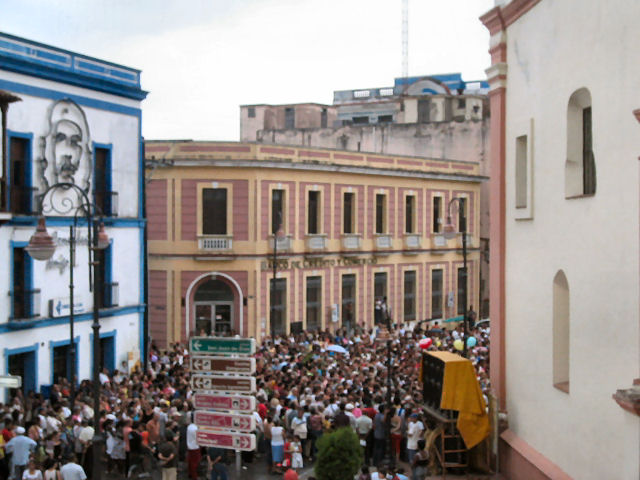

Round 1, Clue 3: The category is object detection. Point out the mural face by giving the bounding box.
[53,119,83,182]
[38,99,92,193]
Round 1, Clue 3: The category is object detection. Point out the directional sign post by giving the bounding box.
[189,336,257,472]
[193,393,256,413]
[194,411,256,432]
[190,337,255,356]
[191,374,256,394]
[191,356,256,375]
[196,429,256,451]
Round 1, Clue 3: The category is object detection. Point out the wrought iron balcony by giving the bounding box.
[10,185,38,215]
[103,282,119,308]
[94,191,119,217]
[9,288,41,320]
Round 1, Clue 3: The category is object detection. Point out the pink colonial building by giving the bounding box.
[145,141,483,347]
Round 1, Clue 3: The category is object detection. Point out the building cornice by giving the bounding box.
[480,0,542,34]
[150,158,486,184]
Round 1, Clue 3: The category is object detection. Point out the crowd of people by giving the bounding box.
[0,316,490,480]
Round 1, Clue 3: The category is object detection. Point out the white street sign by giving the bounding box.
[0,376,21,388]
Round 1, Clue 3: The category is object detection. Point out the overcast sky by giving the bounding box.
[2,0,494,141]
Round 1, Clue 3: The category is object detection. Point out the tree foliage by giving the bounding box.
[314,427,363,480]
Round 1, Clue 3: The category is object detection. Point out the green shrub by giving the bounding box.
[314,427,363,480]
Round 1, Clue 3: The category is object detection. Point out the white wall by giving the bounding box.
[0,64,144,390]
[504,1,640,479]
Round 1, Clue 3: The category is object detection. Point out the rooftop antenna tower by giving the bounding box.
[402,0,409,79]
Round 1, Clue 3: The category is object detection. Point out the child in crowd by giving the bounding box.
[290,435,303,469]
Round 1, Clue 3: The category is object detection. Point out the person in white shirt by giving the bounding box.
[406,413,425,465]
[60,455,87,480]
[186,416,200,480]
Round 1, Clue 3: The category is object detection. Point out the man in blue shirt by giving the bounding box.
[5,426,36,480]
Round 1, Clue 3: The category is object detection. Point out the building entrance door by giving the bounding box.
[194,302,233,336]
[193,277,236,336]
[8,350,36,395]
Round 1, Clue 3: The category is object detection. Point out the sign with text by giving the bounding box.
[191,374,256,394]
[189,337,256,356]
[193,393,256,413]
[191,356,256,375]
[194,410,255,432]
[261,256,377,271]
[196,429,256,451]
[49,297,84,317]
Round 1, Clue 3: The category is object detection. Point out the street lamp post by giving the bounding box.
[26,182,109,480]
[443,197,469,358]
[385,311,394,471]
[270,213,285,341]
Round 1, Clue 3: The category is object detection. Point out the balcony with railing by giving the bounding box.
[431,233,447,253]
[10,185,38,216]
[341,234,362,250]
[102,282,119,308]
[269,235,292,252]
[198,236,233,251]
[9,288,41,321]
[306,234,327,251]
[94,191,119,217]
[374,233,393,253]
[403,233,422,251]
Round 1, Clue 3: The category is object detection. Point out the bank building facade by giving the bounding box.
[146,141,482,346]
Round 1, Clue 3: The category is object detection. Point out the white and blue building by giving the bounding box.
[0,32,147,395]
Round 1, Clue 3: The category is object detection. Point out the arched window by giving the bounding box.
[553,270,570,393]
[565,88,596,197]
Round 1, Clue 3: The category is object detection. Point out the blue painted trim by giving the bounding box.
[139,227,145,357]
[92,142,113,216]
[89,328,117,374]
[104,241,113,306]
[0,33,147,102]
[0,32,141,75]
[6,130,34,212]
[4,342,39,396]
[9,241,33,319]
[49,336,80,385]
[5,216,146,227]
[0,79,142,118]
[0,304,145,333]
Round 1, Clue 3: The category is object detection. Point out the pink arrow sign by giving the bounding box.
[193,393,256,413]
[196,429,256,451]
[194,410,255,432]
